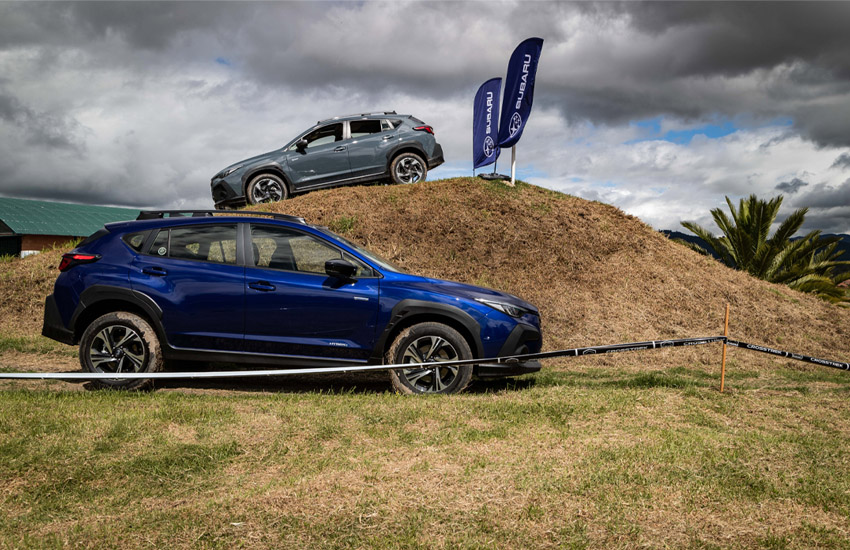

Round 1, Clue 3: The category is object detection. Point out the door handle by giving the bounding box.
[248,281,276,292]
[382,135,395,141]
[333,146,346,152]
[142,266,167,276]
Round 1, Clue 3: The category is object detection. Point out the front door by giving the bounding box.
[285,123,352,189]
[243,224,380,361]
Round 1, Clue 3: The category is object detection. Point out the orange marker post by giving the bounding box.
[720,303,730,393]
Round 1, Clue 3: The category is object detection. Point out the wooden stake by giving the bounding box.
[720,303,730,393]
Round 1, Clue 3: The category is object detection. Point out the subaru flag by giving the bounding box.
[497,37,544,149]
[473,77,502,169]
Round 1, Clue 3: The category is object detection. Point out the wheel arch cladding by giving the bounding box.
[71,286,164,344]
[243,168,290,196]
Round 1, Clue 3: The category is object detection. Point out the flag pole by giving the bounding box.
[509,145,516,186]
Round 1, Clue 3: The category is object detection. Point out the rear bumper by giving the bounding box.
[42,294,74,345]
[427,143,445,169]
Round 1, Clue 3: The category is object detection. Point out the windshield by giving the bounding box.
[312,226,405,273]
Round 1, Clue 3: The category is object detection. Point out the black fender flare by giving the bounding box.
[386,144,428,168]
[70,285,164,340]
[371,299,483,361]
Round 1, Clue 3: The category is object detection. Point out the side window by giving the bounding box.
[350,119,382,138]
[299,123,343,149]
[251,225,373,277]
[389,119,403,129]
[145,225,238,265]
[122,231,148,252]
[380,119,392,132]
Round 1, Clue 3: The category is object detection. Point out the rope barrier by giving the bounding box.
[0,335,845,381]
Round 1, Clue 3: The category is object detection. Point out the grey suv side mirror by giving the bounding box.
[296,139,308,150]
[325,258,357,279]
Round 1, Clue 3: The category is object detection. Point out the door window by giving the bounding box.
[144,224,238,265]
[296,123,344,149]
[250,225,374,277]
[350,120,383,138]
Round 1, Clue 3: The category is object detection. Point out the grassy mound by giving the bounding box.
[1,177,848,369]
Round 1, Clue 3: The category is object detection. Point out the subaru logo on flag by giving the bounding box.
[509,112,522,137]
[483,136,495,157]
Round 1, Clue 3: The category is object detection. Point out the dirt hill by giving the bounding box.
[2,177,848,372]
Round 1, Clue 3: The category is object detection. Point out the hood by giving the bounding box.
[412,277,538,314]
[215,151,277,178]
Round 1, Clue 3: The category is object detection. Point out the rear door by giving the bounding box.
[129,223,245,351]
[347,119,396,177]
[243,224,380,361]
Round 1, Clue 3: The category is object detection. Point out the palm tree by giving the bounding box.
[680,194,850,303]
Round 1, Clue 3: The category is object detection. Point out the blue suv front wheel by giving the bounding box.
[387,322,474,394]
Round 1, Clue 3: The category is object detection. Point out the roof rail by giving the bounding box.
[136,210,306,224]
[318,111,398,124]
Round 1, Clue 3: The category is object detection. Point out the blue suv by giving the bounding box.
[211,112,444,209]
[42,211,542,394]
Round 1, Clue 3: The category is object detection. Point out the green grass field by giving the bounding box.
[3,361,850,549]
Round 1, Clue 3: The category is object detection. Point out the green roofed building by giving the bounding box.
[0,197,139,257]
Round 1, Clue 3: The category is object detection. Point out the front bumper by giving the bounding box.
[474,323,542,379]
[42,294,74,345]
[211,177,246,210]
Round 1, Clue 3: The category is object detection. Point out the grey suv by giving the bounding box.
[211,111,444,209]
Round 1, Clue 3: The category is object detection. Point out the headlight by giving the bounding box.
[475,298,531,318]
[217,164,243,179]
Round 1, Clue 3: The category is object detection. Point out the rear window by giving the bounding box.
[144,224,238,265]
[122,231,148,252]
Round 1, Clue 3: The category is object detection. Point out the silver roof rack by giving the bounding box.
[136,210,306,224]
[318,111,398,124]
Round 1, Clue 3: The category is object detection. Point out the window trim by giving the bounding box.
[245,222,382,279]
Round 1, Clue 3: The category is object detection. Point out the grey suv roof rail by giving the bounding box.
[136,210,306,224]
[318,111,398,124]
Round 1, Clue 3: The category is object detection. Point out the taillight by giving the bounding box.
[59,253,100,272]
[413,125,434,135]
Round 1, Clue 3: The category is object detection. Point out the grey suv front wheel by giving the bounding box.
[247,173,289,205]
[390,152,427,184]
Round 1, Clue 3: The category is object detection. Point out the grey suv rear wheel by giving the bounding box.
[390,152,427,184]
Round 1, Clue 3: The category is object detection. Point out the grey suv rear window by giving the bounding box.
[350,120,382,138]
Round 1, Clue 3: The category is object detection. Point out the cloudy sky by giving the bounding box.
[1,1,849,234]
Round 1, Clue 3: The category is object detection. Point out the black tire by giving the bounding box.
[387,322,473,395]
[79,312,162,391]
[390,152,427,184]
[246,173,289,205]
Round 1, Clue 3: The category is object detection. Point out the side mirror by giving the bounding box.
[325,258,357,279]
[296,139,308,150]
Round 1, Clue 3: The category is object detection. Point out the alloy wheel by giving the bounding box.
[399,335,460,392]
[88,324,147,374]
[250,178,284,203]
[394,157,424,183]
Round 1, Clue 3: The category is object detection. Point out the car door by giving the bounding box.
[347,119,397,178]
[243,223,380,361]
[129,223,245,351]
[285,122,352,189]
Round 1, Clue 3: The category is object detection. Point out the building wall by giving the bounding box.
[21,234,79,256]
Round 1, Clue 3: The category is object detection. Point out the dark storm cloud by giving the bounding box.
[776,177,808,194]
[799,178,850,209]
[0,87,84,152]
[831,153,850,170]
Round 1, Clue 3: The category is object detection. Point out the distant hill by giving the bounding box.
[662,230,850,274]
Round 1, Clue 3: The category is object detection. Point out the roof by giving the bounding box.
[0,197,140,237]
